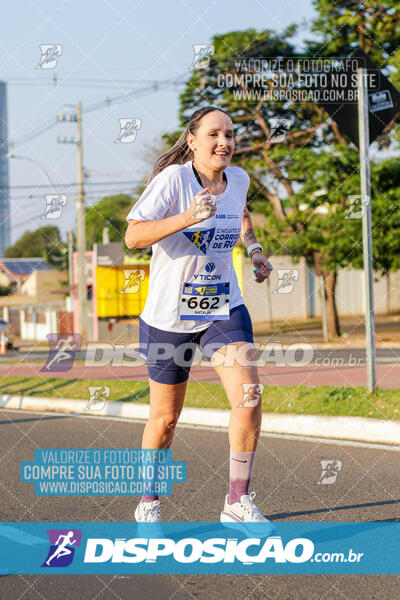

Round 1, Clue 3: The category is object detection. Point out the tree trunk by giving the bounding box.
[324,272,341,338]
[313,252,341,339]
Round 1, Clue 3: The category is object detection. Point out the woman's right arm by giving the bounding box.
[125,188,216,249]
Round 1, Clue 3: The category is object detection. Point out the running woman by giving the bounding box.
[125,106,274,527]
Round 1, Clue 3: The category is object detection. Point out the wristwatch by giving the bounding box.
[247,242,263,258]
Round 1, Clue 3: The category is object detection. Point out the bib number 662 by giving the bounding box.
[187,296,219,309]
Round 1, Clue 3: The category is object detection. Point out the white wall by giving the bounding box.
[21,309,58,341]
[242,255,308,323]
[240,253,400,324]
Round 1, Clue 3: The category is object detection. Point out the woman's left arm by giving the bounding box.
[240,206,273,283]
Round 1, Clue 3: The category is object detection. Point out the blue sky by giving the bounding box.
[1,0,317,243]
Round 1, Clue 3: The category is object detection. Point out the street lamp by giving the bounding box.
[6,153,58,194]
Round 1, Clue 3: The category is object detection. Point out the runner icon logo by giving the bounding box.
[346,195,369,219]
[41,194,67,220]
[317,460,342,485]
[42,529,82,568]
[36,44,63,69]
[273,270,299,294]
[189,44,215,70]
[41,334,82,372]
[115,118,142,144]
[86,386,110,411]
[268,118,291,143]
[238,383,264,407]
[120,269,145,294]
[183,228,215,255]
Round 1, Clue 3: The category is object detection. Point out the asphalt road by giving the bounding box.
[1,409,399,599]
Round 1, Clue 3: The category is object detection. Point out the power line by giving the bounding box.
[9,192,133,230]
[9,190,137,200]
[9,119,58,149]
[8,75,187,148]
[8,81,175,90]
[7,180,141,190]
[83,80,181,113]
[4,75,187,86]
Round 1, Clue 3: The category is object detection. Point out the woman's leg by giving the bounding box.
[138,316,193,505]
[136,320,198,519]
[211,342,262,452]
[142,379,188,449]
[140,379,187,504]
[211,341,263,507]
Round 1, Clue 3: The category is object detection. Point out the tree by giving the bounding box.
[84,191,153,261]
[4,226,67,268]
[173,12,400,338]
[175,27,349,336]
[309,0,400,62]
[305,0,400,329]
[85,137,172,258]
[85,194,134,248]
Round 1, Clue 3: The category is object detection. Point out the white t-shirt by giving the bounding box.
[126,160,250,332]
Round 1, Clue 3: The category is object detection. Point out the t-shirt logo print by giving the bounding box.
[183,228,215,255]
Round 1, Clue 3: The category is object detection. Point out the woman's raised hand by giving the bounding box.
[185,188,216,225]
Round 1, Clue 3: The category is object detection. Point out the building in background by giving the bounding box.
[72,242,149,341]
[0,257,53,291]
[0,263,68,341]
[0,81,10,256]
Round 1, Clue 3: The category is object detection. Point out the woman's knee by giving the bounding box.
[151,412,180,433]
[232,398,262,427]
[235,382,263,409]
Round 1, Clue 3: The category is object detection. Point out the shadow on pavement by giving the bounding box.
[270,498,400,520]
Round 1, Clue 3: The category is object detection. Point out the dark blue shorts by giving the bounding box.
[139,304,254,384]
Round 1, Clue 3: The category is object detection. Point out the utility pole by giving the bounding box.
[76,101,87,344]
[67,229,74,309]
[57,103,87,344]
[357,68,376,392]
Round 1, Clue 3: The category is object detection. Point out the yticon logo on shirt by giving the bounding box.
[193,261,222,281]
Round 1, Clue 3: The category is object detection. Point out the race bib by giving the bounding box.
[179,282,230,320]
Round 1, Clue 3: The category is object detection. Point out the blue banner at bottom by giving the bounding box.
[0,522,398,574]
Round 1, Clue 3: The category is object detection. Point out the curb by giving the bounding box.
[1,394,399,446]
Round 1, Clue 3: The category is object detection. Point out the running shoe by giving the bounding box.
[135,499,163,537]
[220,491,276,537]
[134,499,161,522]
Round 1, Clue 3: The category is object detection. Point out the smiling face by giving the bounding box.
[187,110,234,172]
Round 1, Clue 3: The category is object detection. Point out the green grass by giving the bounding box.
[0,376,399,420]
